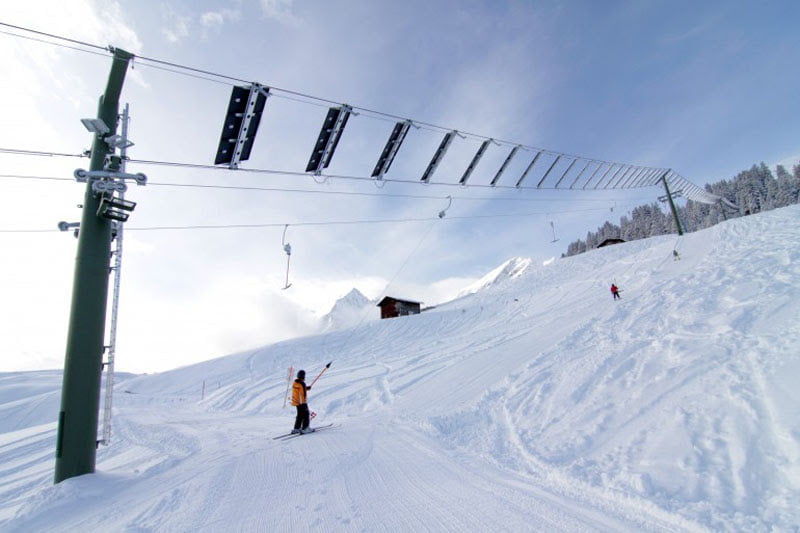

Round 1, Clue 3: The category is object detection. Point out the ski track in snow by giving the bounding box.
[1,206,800,531]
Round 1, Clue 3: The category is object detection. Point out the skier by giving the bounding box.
[291,370,313,434]
[673,249,681,261]
[610,283,621,300]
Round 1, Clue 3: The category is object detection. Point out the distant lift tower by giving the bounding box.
[657,169,685,236]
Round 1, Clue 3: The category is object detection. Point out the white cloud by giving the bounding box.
[776,152,800,170]
[3,0,142,54]
[200,9,241,28]
[162,16,190,44]
[259,0,301,27]
[115,274,321,373]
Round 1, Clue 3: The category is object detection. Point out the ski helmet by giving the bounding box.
[297,370,306,379]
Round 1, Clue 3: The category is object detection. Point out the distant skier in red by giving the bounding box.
[610,283,621,300]
[291,370,313,434]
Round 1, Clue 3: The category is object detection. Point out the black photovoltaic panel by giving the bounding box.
[570,162,606,189]
[609,165,633,188]
[306,106,351,173]
[628,167,646,187]
[536,155,562,188]
[586,163,615,189]
[323,110,350,168]
[513,150,542,187]
[459,139,490,185]
[647,168,665,186]
[306,107,341,172]
[214,85,268,166]
[554,158,578,188]
[595,164,625,189]
[635,168,659,187]
[631,168,654,187]
[655,169,671,185]
[614,166,635,188]
[490,145,519,186]
[568,161,592,189]
[612,166,637,188]
[372,120,411,178]
[421,131,455,182]
[621,167,646,188]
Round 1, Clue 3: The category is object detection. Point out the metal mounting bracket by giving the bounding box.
[74,168,147,185]
[92,180,128,194]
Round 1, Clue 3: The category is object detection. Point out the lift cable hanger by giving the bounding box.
[550,220,559,243]
[281,224,292,290]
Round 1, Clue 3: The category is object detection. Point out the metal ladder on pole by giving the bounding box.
[100,103,130,446]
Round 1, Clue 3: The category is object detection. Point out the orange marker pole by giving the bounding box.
[309,361,332,388]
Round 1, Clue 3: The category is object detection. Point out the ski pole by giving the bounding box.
[309,361,332,388]
[282,366,293,409]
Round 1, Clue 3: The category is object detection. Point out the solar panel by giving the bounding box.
[306,105,352,174]
[513,150,542,187]
[576,162,602,189]
[595,164,625,189]
[620,167,646,188]
[536,155,562,188]
[490,145,519,187]
[586,163,615,189]
[568,161,592,189]
[610,166,636,188]
[421,131,456,182]
[553,158,578,188]
[372,120,411,178]
[214,85,269,167]
[459,139,491,185]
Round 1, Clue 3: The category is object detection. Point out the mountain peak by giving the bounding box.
[457,257,532,298]
[340,288,370,306]
[320,288,375,332]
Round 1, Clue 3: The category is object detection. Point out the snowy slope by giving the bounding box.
[1,206,799,531]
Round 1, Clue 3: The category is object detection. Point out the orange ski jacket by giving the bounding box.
[291,379,308,406]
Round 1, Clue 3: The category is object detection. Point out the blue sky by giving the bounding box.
[1,0,798,372]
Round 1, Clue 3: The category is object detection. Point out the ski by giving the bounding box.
[272,423,335,440]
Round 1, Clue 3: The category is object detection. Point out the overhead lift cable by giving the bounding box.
[0,21,724,204]
[2,22,673,192]
[0,171,664,205]
[1,203,645,234]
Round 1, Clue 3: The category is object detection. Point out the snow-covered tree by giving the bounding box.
[563,160,800,257]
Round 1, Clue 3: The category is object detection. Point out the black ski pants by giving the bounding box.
[294,403,310,430]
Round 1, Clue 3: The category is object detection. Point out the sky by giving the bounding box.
[1,0,799,373]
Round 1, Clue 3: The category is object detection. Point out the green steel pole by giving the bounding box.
[55,48,133,484]
[660,169,684,236]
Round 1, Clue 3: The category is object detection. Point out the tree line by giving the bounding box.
[563,161,800,257]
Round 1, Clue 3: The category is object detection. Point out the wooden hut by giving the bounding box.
[377,296,421,319]
[597,238,626,248]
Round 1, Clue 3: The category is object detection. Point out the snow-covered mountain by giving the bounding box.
[457,256,533,297]
[2,206,799,531]
[318,288,376,332]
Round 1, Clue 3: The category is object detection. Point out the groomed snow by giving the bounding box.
[1,206,799,531]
